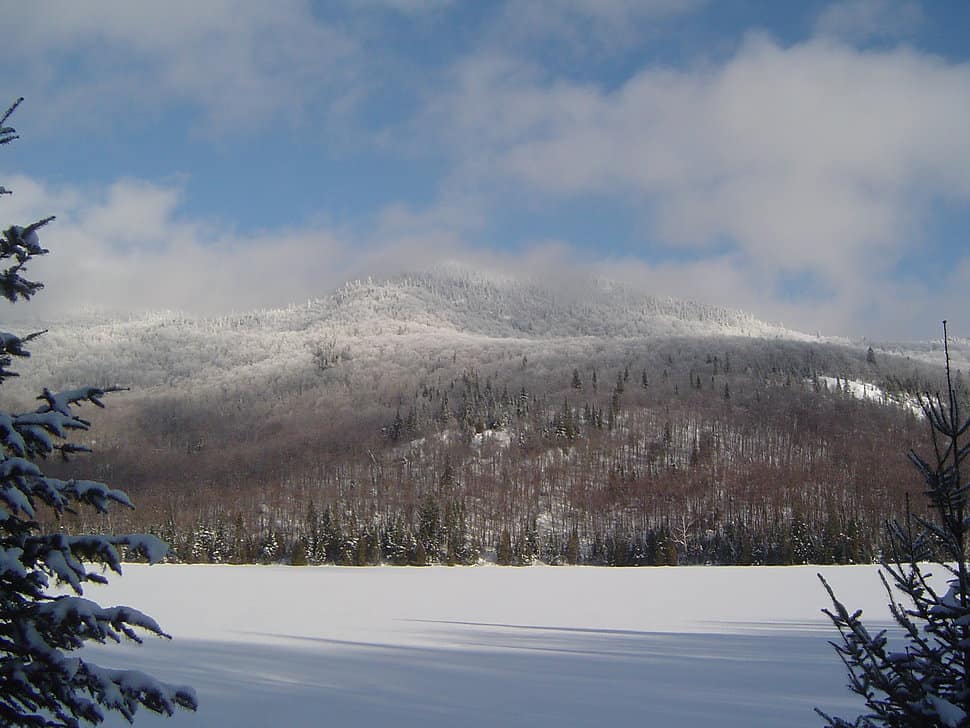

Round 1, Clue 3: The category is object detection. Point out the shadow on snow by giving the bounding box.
[86,621,877,728]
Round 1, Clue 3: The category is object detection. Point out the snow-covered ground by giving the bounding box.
[818,375,923,416]
[80,564,899,727]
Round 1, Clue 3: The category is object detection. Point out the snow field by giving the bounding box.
[80,564,899,727]
[818,375,923,417]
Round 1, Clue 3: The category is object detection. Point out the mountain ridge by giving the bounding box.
[27,267,960,570]
[7,267,966,401]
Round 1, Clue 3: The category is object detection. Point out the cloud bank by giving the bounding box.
[422,33,970,337]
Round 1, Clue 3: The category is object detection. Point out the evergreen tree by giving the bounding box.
[387,406,404,442]
[321,505,342,564]
[405,407,418,437]
[540,533,562,565]
[566,529,580,565]
[354,533,369,566]
[819,323,970,727]
[305,501,324,564]
[382,516,411,565]
[789,515,812,564]
[516,518,539,565]
[211,522,231,564]
[291,539,309,566]
[0,99,196,726]
[337,512,359,565]
[418,493,442,562]
[189,522,213,564]
[444,500,470,565]
[412,540,427,566]
[367,526,382,565]
[496,528,513,566]
[231,513,248,564]
[258,531,280,564]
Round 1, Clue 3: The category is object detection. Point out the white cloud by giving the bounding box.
[2,170,966,340]
[79,181,187,248]
[0,175,525,321]
[493,0,706,55]
[6,1,357,130]
[816,0,923,43]
[422,34,970,336]
[352,0,455,14]
[0,176,352,318]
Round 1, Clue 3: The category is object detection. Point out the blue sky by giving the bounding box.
[2,0,969,339]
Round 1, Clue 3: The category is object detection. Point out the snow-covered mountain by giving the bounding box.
[323,267,819,341]
[869,336,970,373]
[18,267,953,572]
[6,266,960,400]
[9,270,784,381]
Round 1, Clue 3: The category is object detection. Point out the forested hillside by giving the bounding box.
[19,269,967,567]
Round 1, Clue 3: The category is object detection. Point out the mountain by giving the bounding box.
[18,267,962,569]
[324,267,820,340]
[13,266,963,400]
[11,268,822,395]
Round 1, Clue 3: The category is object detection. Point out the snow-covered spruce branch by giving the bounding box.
[819,323,970,728]
[0,99,195,727]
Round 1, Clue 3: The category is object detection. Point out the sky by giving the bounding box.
[1,0,969,340]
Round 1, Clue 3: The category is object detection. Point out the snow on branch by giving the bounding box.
[0,95,196,726]
[37,385,128,418]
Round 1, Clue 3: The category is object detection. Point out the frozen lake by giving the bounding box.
[80,564,898,727]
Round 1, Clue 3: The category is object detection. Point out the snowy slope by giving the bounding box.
[8,269,820,394]
[818,375,924,417]
[872,336,970,373]
[325,267,820,341]
[5,267,951,417]
[80,564,894,728]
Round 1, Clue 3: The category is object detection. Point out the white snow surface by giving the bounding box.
[470,428,512,448]
[818,376,923,417]
[75,564,900,727]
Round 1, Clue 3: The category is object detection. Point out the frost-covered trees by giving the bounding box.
[0,99,196,726]
[819,323,970,728]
